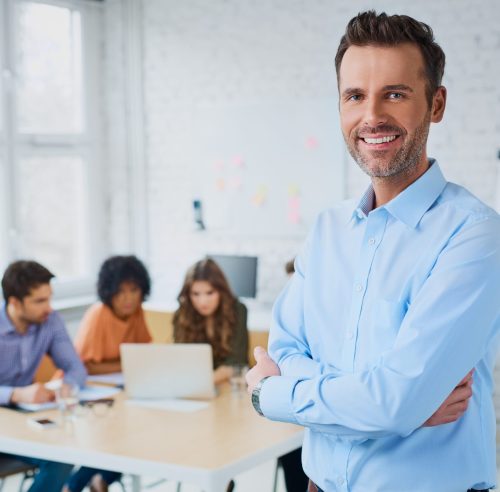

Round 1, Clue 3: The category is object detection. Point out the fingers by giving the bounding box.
[446,383,473,405]
[457,369,474,387]
[441,399,469,416]
[253,346,269,362]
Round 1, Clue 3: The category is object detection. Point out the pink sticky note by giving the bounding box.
[306,136,319,149]
[288,210,300,224]
[289,195,300,207]
[232,156,245,168]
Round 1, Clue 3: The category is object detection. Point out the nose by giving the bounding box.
[363,97,387,128]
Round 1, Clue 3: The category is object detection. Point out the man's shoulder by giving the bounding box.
[45,310,66,329]
[315,199,357,226]
[437,182,499,226]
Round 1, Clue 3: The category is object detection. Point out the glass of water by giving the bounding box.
[56,382,80,422]
[230,364,249,394]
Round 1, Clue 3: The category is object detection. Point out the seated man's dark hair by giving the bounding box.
[2,260,55,303]
[97,255,151,306]
[335,10,445,107]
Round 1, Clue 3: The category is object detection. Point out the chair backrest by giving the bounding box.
[143,309,175,343]
[33,355,57,383]
[248,330,269,367]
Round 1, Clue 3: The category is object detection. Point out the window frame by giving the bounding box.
[0,0,106,300]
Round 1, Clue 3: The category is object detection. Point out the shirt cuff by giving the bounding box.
[259,375,300,425]
[0,386,14,406]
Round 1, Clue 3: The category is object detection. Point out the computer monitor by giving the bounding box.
[208,254,258,298]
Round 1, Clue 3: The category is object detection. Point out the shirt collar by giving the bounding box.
[351,187,375,223]
[350,159,447,228]
[384,160,447,228]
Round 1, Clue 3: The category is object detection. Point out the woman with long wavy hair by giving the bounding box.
[173,258,248,384]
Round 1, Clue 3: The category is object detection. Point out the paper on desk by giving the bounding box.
[16,386,121,412]
[16,401,58,412]
[86,372,124,387]
[79,386,121,401]
[125,398,209,412]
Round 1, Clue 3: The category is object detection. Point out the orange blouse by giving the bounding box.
[74,303,152,363]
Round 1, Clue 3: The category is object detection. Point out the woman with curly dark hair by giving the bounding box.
[73,254,152,375]
[63,255,152,492]
[174,258,248,384]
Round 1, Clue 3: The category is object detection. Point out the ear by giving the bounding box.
[430,86,447,123]
[8,296,21,311]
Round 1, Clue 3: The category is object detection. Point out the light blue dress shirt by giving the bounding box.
[261,161,500,492]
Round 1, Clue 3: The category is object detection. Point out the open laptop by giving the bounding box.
[120,343,216,400]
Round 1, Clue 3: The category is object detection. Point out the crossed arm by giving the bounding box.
[247,347,474,429]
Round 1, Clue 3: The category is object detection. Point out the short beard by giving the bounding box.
[345,112,431,179]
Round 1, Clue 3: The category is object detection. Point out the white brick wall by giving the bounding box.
[103,0,500,427]
[104,0,498,305]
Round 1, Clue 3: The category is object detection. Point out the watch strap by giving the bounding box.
[251,376,271,416]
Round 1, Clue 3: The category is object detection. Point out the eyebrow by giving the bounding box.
[383,84,414,92]
[341,87,364,98]
[341,84,414,98]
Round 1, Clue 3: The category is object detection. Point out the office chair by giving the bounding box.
[0,456,37,492]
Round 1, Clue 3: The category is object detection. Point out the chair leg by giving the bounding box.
[272,459,280,492]
[19,469,36,492]
[176,482,182,492]
[0,478,5,492]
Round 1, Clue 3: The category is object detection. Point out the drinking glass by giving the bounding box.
[56,382,80,422]
[230,364,249,394]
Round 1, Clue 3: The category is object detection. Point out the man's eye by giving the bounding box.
[348,94,362,101]
[388,92,404,99]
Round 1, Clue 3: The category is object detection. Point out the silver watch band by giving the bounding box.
[251,376,271,416]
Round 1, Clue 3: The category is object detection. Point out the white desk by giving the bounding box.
[0,390,302,492]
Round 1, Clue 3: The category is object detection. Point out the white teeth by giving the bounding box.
[363,135,397,144]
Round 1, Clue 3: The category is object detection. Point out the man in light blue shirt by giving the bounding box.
[247,11,500,492]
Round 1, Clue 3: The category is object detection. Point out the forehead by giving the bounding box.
[338,43,426,91]
[118,280,139,290]
[191,280,215,293]
[25,283,52,300]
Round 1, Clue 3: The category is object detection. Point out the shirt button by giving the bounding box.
[346,331,354,340]
[337,476,345,486]
[368,237,375,245]
[355,283,363,292]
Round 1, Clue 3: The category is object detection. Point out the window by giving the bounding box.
[0,0,104,296]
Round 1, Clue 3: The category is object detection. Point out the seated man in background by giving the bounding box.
[0,260,87,492]
[64,255,152,492]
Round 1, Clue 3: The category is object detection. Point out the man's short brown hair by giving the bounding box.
[2,260,54,303]
[335,11,445,107]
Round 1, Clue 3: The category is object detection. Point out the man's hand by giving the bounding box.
[10,383,55,405]
[246,346,281,394]
[423,370,474,427]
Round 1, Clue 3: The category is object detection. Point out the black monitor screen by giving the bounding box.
[208,255,258,298]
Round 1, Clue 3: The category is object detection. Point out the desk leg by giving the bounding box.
[131,474,141,492]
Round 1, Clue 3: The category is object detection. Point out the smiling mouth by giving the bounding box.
[361,135,400,144]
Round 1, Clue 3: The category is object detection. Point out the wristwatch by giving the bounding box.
[251,376,270,416]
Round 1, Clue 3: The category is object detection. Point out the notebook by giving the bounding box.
[120,343,216,400]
